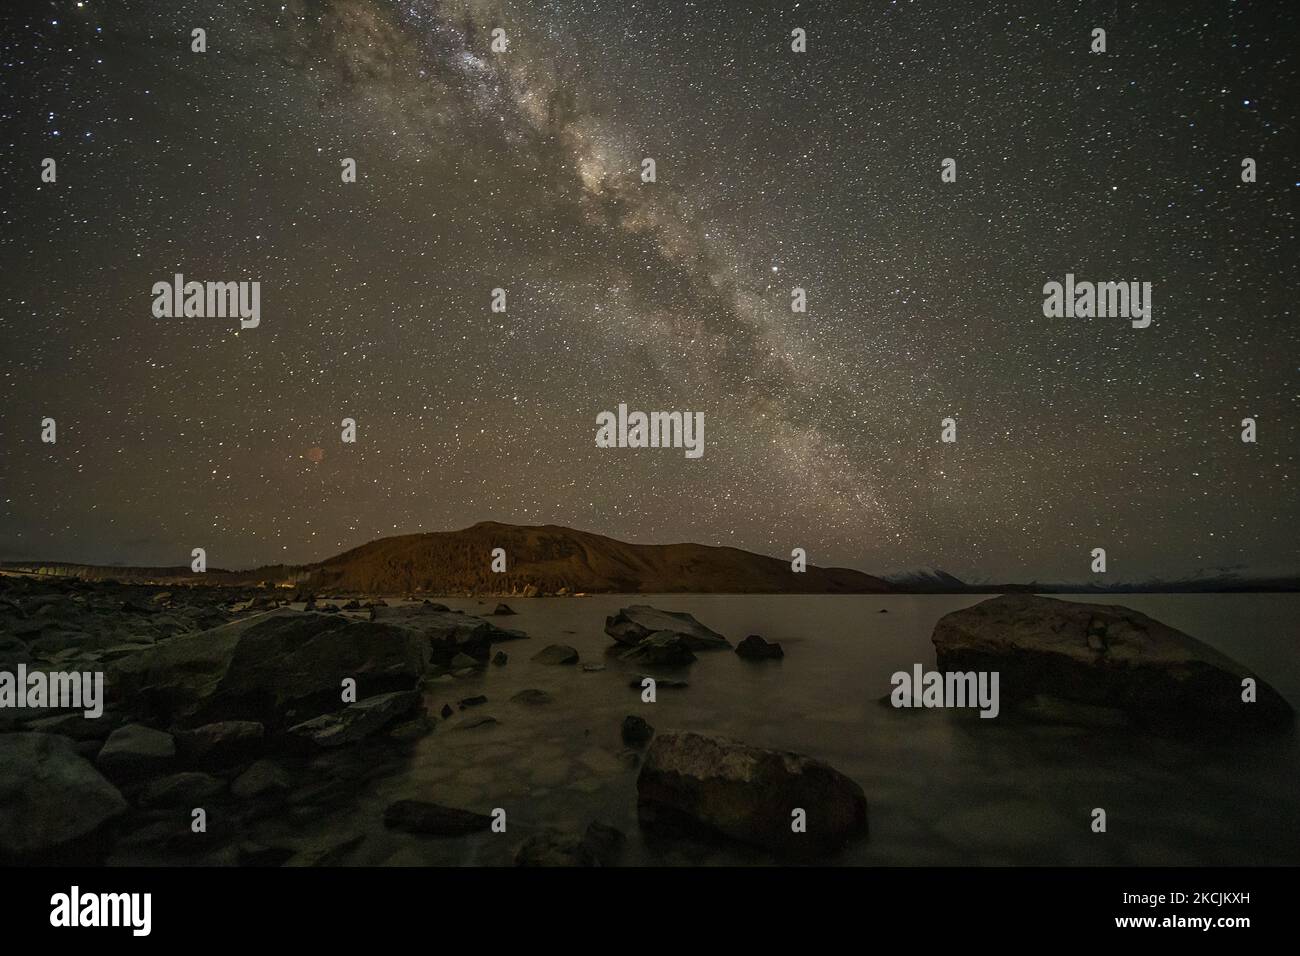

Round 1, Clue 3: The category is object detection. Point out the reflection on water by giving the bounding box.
[309,594,1299,866]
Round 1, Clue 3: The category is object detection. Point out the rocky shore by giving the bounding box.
[1,576,1292,865]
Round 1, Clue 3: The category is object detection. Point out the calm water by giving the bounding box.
[315,594,1299,866]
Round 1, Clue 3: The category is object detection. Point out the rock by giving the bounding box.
[368,605,526,665]
[605,605,730,649]
[532,644,579,665]
[510,688,552,705]
[341,600,362,610]
[136,772,225,808]
[439,704,454,719]
[283,832,364,867]
[175,720,265,763]
[931,594,1294,731]
[238,841,295,867]
[736,634,785,660]
[878,609,888,614]
[581,663,605,672]
[96,724,176,777]
[0,733,127,859]
[110,609,430,729]
[383,800,493,835]
[492,651,508,666]
[24,711,117,741]
[513,822,624,867]
[287,691,421,747]
[1017,694,1129,729]
[637,731,868,856]
[491,603,517,616]
[450,652,480,669]
[387,715,434,741]
[621,715,654,745]
[453,714,498,730]
[618,631,696,666]
[231,759,291,799]
[458,695,488,709]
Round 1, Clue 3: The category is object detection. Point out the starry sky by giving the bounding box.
[1,0,1296,582]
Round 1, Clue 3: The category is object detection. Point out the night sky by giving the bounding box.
[1,0,1296,582]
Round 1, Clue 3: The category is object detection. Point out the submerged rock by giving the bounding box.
[510,688,552,705]
[637,731,868,857]
[513,822,624,867]
[736,634,785,660]
[532,644,579,665]
[621,714,654,745]
[383,799,493,835]
[628,674,688,690]
[931,594,1294,731]
[0,733,127,859]
[604,605,731,649]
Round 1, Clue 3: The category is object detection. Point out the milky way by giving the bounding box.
[1,0,1296,582]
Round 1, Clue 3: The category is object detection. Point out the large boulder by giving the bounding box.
[637,731,868,857]
[931,594,1293,731]
[605,606,730,650]
[110,610,430,729]
[0,733,127,859]
[369,605,526,664]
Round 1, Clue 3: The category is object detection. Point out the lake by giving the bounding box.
[323,593,1299,866]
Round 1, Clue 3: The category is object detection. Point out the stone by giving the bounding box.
[604,605,730,649]
[383,800,493,835]
[0,733,127,859]
[231,759,292,799]
[532,644,579,665]
[110,610,430,729]
[513,822,624,867]
[175,720,265,763]
[637,731,868,857]
[492,603,517,616]
[136,772,225,808]
[453,714,498,730]
[510,688,552,705]
[287,690,421,747]
[96,724,176,777]
[932,594,1294,731]
[736,634,785,660]
[621,714,654,745]
[618,631,696,666]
